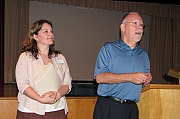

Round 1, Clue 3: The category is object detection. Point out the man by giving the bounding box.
[93,12,152,119]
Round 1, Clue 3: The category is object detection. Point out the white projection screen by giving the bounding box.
[29,1,151,81]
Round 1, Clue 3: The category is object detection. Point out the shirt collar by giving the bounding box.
[118,38,140,51]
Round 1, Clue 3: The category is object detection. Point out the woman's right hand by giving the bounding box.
[41,91,57,104]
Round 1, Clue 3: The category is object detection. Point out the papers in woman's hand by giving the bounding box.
[33,62,61,108]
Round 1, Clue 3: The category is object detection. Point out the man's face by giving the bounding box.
[121,13,144,44]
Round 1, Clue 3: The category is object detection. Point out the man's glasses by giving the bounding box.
[124,22,145,28]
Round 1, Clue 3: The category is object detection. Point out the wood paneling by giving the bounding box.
[0,97,97,119]
[137,84,180,119]
[67,97,97,119]
[0,97,18,119]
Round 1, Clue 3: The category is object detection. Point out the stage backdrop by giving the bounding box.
[29,1,151,81]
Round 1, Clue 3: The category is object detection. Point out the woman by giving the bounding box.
[15,19,72,119]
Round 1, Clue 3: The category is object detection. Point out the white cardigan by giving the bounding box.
[15,52,72,115]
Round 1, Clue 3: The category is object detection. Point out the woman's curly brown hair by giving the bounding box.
[21,19,61,59]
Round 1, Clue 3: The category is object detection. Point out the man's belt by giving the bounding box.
[100,96,135,104]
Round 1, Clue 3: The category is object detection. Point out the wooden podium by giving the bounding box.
[137,84,180,119]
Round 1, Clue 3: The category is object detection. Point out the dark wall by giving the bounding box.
[0,0,4,87]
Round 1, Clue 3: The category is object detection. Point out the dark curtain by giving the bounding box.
[0,0,5,88]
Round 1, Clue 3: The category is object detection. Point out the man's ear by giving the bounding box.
[120,23,125,32]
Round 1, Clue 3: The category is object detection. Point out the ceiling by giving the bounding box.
[114,1,180,5]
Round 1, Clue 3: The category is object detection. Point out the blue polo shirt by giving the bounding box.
[94,39,150,102]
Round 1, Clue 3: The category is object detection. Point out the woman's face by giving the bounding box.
[33,23,54,47]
